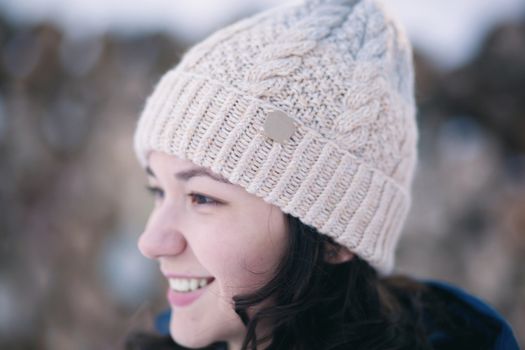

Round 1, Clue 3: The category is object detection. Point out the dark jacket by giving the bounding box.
[154,279,520,349]
[419,279,519,349]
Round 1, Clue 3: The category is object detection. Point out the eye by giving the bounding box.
[145,185,164,200]
[145,186,220,207]
[189,192,220,206]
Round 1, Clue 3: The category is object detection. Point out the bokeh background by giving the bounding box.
[0,0,524,349]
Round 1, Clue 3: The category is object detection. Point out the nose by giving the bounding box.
[137,208,187,259]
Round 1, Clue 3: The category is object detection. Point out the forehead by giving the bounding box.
[148,151,194,168]
[146,151,231,184]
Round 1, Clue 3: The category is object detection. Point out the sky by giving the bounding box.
[0,0,524,70]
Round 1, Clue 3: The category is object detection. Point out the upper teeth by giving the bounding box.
[169,278,211,292]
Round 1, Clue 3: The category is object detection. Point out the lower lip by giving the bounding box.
[166,282,212,307]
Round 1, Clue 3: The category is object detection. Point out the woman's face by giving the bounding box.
[138,151,289,349]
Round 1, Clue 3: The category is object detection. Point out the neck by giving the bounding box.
[227,320,273,350]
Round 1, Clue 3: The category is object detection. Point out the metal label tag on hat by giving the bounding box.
[262,110,296,144]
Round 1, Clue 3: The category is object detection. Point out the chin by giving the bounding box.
[169,314,244,349]
[170,314,231,349]
[170,326,214,349]
[171,332,213,349]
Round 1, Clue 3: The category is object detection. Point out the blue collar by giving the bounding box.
[420,279,519,350]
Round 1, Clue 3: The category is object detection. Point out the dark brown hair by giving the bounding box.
[125,213,484,350]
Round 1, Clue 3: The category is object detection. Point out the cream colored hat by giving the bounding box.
[133,0,418,274]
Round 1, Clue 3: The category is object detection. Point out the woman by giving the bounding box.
[127,0,520,348]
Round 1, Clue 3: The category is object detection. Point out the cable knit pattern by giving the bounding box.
[133,0,418,274]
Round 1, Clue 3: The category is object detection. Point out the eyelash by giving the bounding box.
[145,185,220,206]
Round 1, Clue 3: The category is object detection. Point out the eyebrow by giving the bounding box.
[145,166,232,185]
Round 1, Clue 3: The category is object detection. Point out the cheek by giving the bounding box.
[195,213,287,291]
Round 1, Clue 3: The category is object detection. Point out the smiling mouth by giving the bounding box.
[168,277,215,293]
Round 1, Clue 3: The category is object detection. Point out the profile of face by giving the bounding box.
[138,151,289,349]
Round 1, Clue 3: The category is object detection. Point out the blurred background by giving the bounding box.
[0,0,523,348]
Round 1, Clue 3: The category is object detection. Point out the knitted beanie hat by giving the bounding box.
[134,0,418,275]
